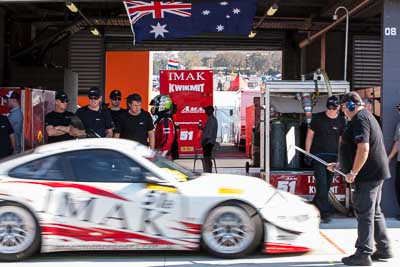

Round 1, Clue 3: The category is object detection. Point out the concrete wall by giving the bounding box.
[381,0,400,217]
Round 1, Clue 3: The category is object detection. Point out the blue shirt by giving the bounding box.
[8,106,23,153]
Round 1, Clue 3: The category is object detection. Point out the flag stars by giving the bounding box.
[220,1,229,6]
[202,10,210,15]
[233,8,241,14]
[216,24,225,32]
[150,22,169,38]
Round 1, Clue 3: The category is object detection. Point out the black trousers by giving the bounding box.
[312,154,337,217]
[395,162,400,210]
[202,143,214,173]
[353,180,390,255]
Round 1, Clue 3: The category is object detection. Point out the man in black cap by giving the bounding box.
[75,87,113,137]
[109,89,126,135]
[45,91,75,143]
[0,114,16,159]
[199,105,218,173]
[2,90,23,153]
[305,95,346,223]
[328,91,392,266]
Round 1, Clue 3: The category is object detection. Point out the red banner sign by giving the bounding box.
[160,70,213,156]
[270,172,346,201]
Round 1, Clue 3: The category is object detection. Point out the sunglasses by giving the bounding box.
[111,97,122,101]
[89,96,100,100]
[327,106,338,110]
[61,99,69,104]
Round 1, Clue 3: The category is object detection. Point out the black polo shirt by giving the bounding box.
[117,109,154,145]
[110,108,126,133]
[309,112,346,155]
[339,109,390,182]
[76,106,113,137]
[0,115,14,158]
[45,111,75,143]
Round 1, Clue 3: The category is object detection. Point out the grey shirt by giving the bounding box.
[201,114,218,146]
[394,121,400,161]
[8,106,23,153]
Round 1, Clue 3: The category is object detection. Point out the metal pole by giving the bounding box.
[334,6,349,81]
[344,8,349,81]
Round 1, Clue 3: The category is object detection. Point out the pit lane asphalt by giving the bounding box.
[4,218,399,267]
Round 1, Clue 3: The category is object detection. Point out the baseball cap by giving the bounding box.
[2,90,19,99]
[88,87,100,98]
[203,105,214,111]
[55,91,69,102]
[337,91,363,105]
[326,96,339,109]
[109,90,122,99]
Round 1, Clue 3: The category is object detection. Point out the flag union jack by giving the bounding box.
[123,1,192,24]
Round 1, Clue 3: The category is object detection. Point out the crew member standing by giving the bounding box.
[0,114,16,159]
[75,87,113,137]
[150,94,175,156]
[200,105,218,173]
[387,103,400,220]
[328,92,392,266]
[109,89,126,135]
[305,96,346,223]
[115,93,154,148]
[2,91,23,153]
[45,91,75,143]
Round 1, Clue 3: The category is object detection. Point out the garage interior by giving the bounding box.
[0,0,399,216]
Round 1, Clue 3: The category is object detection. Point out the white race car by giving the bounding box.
[0,139,321,261]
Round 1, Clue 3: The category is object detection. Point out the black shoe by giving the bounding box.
[371,249,393,261]
[396,214,400,221]
[341,254,372,266]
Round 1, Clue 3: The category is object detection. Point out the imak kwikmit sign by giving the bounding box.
[160,70,213,157]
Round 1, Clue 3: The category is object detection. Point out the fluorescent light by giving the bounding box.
[90,28,100,36]
[65,1,78,13]
[248,31,257,38]
[267,3,278,16]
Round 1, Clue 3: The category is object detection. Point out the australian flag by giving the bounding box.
[123,1,258,43]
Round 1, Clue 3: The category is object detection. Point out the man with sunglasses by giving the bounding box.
[305,95,346,223]
[109,89,126,135]
[75,87,113,138]
[45,91,75,143]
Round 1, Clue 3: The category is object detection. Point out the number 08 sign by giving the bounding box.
[160,70,213,156]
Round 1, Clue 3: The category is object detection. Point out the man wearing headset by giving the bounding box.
[327,91,392,266]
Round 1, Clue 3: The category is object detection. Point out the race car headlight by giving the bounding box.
[276,214,309,223]
[294,214,309,222]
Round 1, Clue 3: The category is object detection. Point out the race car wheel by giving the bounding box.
[0,202,40,262]
[201,204,262,258]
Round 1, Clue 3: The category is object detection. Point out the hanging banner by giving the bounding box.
[269,171,346,201]
[160,70,213,156]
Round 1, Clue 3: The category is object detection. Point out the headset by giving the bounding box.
[346,100,356,111]
[346,99,363,112]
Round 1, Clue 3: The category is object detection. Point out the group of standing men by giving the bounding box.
[307,92,393,266]
[44,87,218,172]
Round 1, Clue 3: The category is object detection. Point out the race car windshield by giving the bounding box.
[151,156,196,181]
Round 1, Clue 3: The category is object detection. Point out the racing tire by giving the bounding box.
[201,203,263,258]
[0,201,41,262]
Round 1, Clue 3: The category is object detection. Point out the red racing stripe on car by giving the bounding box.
[42,223,176,245]
[263,242,311,254]
[179,221,201,231]
[3,181,128,201]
